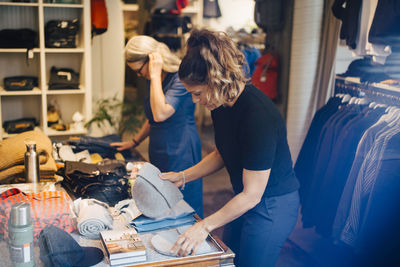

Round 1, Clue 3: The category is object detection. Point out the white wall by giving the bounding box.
[286,0,324,162]
[202,0,256,31]
[90,0,125,136]
[92,0,125,102]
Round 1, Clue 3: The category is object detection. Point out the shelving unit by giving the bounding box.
[0,0,91,140]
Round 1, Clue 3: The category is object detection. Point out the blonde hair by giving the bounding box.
[125,35,181,73]
[179,28,248,105]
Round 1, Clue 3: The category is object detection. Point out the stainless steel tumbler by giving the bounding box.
[8,203,34,267]
[24,139,40,183]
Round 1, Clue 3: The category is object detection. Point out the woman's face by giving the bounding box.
[182,82,220,110]
[127,59,149,80]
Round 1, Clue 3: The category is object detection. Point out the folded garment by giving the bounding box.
[151,225,213,256]
[0,130,53,171]
[131,200,195,232]
[76,198,113,239]
[133,162,183,218]
[0,158,57,184]
[132,214,195,232]
[114,199,142,222]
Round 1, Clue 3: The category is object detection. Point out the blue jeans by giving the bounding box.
[223,190,299,267]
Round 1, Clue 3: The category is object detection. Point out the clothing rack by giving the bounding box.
[335,76,400,107]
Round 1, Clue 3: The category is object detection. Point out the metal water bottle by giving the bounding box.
[8,203,34,267]
[24,140,40,183]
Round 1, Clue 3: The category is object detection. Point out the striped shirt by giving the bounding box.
[341,115,400,247]
[0,188,76,241]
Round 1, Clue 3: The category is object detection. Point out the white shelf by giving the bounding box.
[46,88,86,94]
[0,87,42,96]
[43,3,84,8]
[2,126,43,139]
[0,2,38,7]
[0,1,92,140]
[46,127,86,136]
[122,3,138,11]
[44,48,85,53]
[0,48,41,53]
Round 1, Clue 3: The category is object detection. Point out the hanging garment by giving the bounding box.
[203,0,221,18]
[295,97,342,204]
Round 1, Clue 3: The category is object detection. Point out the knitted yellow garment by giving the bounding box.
[0,130,53,171]
[0,158,57,184]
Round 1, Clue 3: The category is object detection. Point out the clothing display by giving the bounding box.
[0,130,57,183]
[67,134,134,160]
[144,72,203,217]
[211,83,300,266]
[131,199,195,232]
[59,160,130,206]
[39,225,104,267]
[132,162,183,219]
[296,77,400,262]
[76,198,113,240]
[332,0,400,65]
[0,188,76,241]
[151,225,212,256]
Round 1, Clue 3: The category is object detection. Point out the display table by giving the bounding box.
[0,152,236,266]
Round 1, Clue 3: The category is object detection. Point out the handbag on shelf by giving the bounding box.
[45,19,79,48]
[0,28,38,49]
[48,66,80,89]
[3,76,38,91]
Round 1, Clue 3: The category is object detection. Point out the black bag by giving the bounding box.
[3,117,38,134]
[58,160,130,206]
[0,28,38,49]
[254,0,284,32]
[45,19,79,48]
[48,66,79,89]
[4,76,38,91]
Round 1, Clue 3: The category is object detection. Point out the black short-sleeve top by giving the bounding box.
[211,84,299,197]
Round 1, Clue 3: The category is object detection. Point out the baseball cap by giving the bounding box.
[38,225,104,267]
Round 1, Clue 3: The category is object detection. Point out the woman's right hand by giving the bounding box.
[159,172,184,187]
[110,141,135,151]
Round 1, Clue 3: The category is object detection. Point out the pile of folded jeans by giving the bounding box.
[67,134,135,160]
[58,160,130,206]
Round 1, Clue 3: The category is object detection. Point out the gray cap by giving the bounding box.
[132,163,183,218]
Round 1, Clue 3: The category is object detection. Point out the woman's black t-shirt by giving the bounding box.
[211,84,299,197]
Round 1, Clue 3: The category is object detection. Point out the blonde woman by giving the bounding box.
[160,29,300,267]
[111,35,203,217]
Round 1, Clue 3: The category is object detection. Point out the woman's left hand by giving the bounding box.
[148,52,163,80]
[170,220,210,257]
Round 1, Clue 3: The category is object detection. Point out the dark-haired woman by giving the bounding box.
[161,29,300,267]
[111,35,203,217]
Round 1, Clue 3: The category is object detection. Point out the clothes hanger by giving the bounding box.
[341,94,351,103]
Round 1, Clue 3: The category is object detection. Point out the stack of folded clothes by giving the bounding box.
[130,163,196,232]
[0,131,57,184]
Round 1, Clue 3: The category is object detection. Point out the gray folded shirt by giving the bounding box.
[76,199,113,239]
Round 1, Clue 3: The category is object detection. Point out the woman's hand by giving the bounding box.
[148,52,163,81]
[159,171,184,187]
[171,220,210,257]
[110,141,135,151]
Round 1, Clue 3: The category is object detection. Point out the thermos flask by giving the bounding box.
[24,139,40,183]
[8,203,34,267]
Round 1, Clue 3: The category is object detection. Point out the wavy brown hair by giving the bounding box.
[179,28,248,105]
